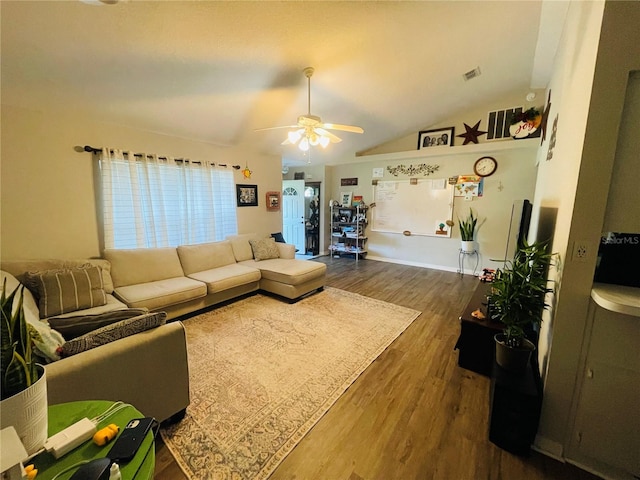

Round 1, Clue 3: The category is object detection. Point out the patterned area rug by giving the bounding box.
[160,287,421,480]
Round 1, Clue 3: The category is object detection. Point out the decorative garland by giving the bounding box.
[386,164,440,177]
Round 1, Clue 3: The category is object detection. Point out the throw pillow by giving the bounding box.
[60,311,167,357]
[249,238,280,261]
[24,265,108,318]
[48,307,150,340]
[270,232,286,243]
[1,270,64,363]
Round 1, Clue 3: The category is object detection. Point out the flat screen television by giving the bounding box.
[503,199,532,265]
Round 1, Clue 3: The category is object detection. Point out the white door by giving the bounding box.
[282,180,306,252]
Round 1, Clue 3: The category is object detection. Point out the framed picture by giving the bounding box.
[417,127,455,149]
[340,192,353,207]
[236,184,258,207]
[266,191,280,211]
[341,177,358,186]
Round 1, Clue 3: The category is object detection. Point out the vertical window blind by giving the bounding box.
[100,148,237,249]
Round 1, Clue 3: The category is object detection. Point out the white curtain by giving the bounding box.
[100,148,237,249]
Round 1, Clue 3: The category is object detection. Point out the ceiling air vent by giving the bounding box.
[463,67,482,81]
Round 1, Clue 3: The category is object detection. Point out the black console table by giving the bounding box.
[455,282,502,376]
[489,361,543,455]
[455,282,543,455]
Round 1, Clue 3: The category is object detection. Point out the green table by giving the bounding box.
[32,400,155,480]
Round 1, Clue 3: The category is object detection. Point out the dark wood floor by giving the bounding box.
[154,256,600,480]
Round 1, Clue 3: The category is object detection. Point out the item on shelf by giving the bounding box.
[479,268,496,283]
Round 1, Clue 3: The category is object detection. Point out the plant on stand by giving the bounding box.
[490,239,555,373]
[458,208,478,252]
[1,279,48,454]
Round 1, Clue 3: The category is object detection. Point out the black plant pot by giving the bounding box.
[494,334,535,373]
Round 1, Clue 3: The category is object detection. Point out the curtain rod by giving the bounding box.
[80,145,241,170]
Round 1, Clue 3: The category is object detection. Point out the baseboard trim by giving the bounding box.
[532,435,564,461]
[365,255,463,274]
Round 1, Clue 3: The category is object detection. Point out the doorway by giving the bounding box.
[282,180,306,252]
[304,182,321,256]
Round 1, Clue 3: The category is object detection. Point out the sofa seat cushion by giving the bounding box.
[187,264,261,294]
[113,277,207,310]
[46,294,128,319]
[239,259,326,286]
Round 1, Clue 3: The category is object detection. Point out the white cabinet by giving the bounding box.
[567,285,640,479]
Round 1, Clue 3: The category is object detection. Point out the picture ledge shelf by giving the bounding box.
[356,138,539,163]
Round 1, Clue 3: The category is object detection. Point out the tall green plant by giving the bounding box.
[1,279,39,400]
[458,208,478,241]
[490,239,555,347]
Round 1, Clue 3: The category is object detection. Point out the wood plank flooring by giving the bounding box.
[154,257,600,480]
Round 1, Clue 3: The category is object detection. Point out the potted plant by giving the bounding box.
[458,208,478,252]
[489,239,555,373]
[1,279,48,455]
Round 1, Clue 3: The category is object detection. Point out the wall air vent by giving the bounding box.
[463,67,482,81]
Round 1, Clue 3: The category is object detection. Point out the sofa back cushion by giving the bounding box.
[226,233,260,262]
[177,241,236,275]
[104,247,185,287]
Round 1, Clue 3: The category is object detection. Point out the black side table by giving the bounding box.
[489,361,543,455]
[455,282,502,376]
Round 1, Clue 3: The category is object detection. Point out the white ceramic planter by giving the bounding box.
[0,366,48,455]
[494,334,535,373]
[460,240,475,253]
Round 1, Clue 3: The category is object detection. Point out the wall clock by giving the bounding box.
[473,156,498,177]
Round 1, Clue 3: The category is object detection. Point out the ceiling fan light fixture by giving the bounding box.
[255,67,363,152]
[308,133,320,146]
[288,130,302,144]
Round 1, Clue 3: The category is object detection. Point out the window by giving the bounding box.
[100,149,237,249]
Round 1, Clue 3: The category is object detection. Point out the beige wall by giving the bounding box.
[360,89,546,156]
[532,0,640,461]
[328,142,538,272]
[1,105,282,260]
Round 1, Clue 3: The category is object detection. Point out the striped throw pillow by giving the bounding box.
[25,265,108,318]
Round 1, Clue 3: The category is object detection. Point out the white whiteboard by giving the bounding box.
[371,179,454,237]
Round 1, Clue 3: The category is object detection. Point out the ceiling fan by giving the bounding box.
[256,67,364,151]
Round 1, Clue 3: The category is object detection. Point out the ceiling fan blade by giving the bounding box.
[321,123,364,134]
[254,125,299,132]
[314,128,343,143]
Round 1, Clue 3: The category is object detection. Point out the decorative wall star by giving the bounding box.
[456,120,487,145]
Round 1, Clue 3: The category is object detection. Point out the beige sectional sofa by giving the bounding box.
[1,260,190,423]
[104,234,327,319]
[1,234,325,424]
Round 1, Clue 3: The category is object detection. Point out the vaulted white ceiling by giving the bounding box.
[1,1,556,165]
